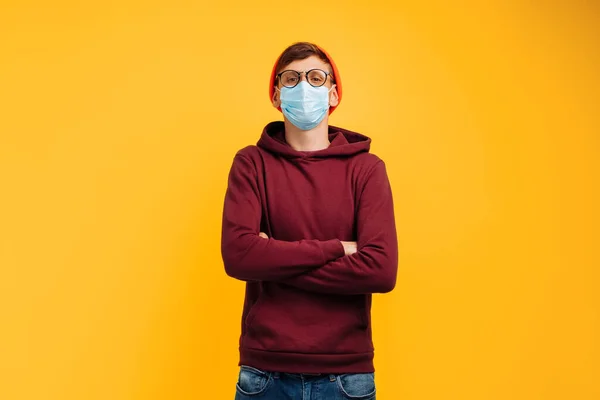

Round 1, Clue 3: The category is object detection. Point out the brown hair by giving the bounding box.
[275,42,335,83]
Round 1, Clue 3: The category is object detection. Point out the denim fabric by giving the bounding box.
[234,365,376,400]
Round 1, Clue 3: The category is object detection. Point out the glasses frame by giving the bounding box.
[276,68,333,88]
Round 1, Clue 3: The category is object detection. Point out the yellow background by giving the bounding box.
[1,1,598,399]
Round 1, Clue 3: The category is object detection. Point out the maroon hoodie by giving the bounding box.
[221,121,398,373]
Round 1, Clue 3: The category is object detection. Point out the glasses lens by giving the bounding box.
[307,70,327,87]
[280,71,300,87]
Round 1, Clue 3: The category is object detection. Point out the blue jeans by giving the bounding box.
[234,365,376,400]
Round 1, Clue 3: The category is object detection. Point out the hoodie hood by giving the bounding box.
[257,121,371,159]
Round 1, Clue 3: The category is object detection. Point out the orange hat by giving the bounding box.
[269,44,342,115]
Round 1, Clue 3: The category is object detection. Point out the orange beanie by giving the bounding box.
[268,44,342,115]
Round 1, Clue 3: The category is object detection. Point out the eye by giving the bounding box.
[280,71,300,86]
[307,70,327,85]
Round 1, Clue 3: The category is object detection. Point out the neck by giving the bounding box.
[284,118,330,152]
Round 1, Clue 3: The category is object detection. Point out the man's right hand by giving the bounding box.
[341,241,357,256]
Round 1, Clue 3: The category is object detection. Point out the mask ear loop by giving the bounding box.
[327,84,337,107]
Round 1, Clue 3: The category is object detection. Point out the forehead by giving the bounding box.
[281,55,331,72]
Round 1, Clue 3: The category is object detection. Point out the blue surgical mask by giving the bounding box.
[278,81,334,131]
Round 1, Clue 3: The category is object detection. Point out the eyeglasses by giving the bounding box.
[276,69,333,88]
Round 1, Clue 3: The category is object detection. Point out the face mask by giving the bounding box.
[278,81,334,131]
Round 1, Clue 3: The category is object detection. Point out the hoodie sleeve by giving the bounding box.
[221,152,346,281]
[280,160,398,295]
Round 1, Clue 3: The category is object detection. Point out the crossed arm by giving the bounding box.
[221,153,398,295]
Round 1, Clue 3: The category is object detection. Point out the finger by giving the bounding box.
[259,232,268,239]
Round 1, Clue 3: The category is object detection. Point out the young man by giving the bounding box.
[221,42,398,400]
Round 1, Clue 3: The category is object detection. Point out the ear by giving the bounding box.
[329,85,339,107]
[272,87,281,108]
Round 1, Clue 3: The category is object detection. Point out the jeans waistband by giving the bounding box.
[276,372,337,381]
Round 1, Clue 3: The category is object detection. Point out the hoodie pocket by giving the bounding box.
[243,285,373,354]
[244,296,264,328]
[359,295,370,330]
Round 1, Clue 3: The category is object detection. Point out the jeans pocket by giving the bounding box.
[336,373,376,399]
[236,365,272,396]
